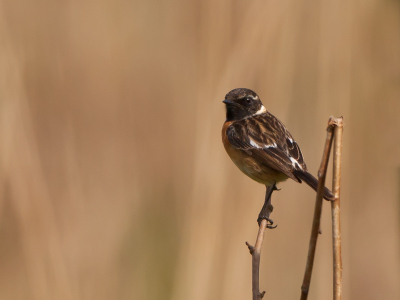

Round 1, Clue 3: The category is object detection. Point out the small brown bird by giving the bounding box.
[222,88,334,226]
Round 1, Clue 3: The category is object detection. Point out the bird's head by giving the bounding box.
[223,88,266,121]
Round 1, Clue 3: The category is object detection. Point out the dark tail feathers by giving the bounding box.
[293,170,335,201]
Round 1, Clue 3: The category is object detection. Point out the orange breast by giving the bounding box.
[222,121,288,186]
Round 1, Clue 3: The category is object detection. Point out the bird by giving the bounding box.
[221,88,334,227]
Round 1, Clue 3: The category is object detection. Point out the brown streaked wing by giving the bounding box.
[225,122,300,182]
[286,136,307,170]
[254,113,307,171]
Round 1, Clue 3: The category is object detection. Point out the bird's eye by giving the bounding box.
[246,98,252,104]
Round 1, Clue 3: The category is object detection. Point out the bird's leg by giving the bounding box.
[257,184,277,229]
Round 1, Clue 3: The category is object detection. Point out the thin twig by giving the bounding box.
[331,117,343,300]
[246,198,273,300]
[300,117,336,300]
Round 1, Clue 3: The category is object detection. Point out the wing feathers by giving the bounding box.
[226,113,306,181]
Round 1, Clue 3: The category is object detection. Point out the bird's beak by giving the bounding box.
[222,100,241,107]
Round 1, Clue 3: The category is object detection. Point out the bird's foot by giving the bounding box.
[257,216,277,229]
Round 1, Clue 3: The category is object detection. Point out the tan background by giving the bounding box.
[1,0,400,299]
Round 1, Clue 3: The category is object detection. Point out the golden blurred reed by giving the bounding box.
[0,0,399,299]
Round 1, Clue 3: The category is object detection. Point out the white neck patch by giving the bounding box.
[254,105,267,115]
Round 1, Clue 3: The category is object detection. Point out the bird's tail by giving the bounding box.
[293,170,335,201]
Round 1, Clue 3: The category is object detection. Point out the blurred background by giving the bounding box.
[0,0,399,299]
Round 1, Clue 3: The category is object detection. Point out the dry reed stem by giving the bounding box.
[300,117,336,300]
[331,117,343,300]
[246,199,273,300]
